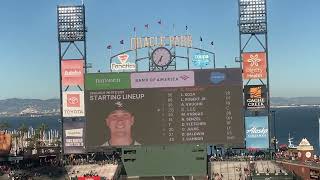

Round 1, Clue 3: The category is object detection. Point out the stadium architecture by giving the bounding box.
[0,0,308,179]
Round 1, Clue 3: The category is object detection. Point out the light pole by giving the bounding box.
[271,110,277,158]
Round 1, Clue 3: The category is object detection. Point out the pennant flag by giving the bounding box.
[186,25,188,30]
[200,37,203,42]
[144,24,149,29]
[107,45,112,49]
[120,40,124,44]
[211,41,214,46]
[133,27,136,32]
[158,20,162,25]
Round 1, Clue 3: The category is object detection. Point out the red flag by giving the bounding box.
[107,45,112,49]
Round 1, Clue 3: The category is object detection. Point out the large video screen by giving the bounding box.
[85,68,244,147]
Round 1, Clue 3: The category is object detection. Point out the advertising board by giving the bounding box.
[61,60,84,86]
[244,85,267,110]
[245,116,269,149]
[62,91,85,117]
[64,121,85,154]
[242,52,266,79]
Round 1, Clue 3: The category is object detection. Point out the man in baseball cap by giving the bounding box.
[101,101,140,146]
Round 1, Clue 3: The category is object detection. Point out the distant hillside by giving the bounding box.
[271,97,320,106]
[0,98,60,114]
[0,97,320,115]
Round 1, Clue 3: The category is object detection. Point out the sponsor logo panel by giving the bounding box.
[244,85,267,110]
[85,73,131,90]
[61,60,84,86]
[245,116,269,149]
[63,91,85,117]
[242,52,266,79]
[131,71,195,88]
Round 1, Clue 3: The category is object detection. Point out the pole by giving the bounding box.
[273,110,276,157]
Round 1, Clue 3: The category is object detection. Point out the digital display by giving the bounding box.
[85,68,244,147]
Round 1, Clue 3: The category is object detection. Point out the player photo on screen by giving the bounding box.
[85,89,158,147]
[101,101,141,146]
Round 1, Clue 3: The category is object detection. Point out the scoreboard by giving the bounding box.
[85,68,244,147]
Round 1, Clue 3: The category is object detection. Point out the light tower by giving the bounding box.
[57,5,87,155]
[238,0,271,149]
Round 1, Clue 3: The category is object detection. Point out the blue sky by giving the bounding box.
[0,0,319,99]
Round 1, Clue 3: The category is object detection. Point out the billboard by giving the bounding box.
[192,53,210,68]
[85,68,244,147]
[245,116,269,149]
[62,91,85,117]
[242,52,266,79]
[111,54,136,71]
[61,60,84,86]
[63,121,85,154]
[244,85,267,110]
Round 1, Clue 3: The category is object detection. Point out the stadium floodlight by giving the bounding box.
[239,0,267,34]
[57,5,85,42]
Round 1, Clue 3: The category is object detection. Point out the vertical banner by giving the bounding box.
[62,60,84,86]
[245,116,269,149]
[63,91,85,117]
[242,52,266,79]
[64,121,85,154]
[244,85,267,110]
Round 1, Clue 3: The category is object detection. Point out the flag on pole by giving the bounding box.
[134,27,136,32]
[158,20,162,25]
[186,25,188,31]
[107,45,112,49]
[211,41,214,46]
[200,37,203,42]
[144,24,149,29]
[120,40,124,44]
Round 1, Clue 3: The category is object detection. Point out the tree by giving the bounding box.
[18,123,28,149]
[38,123,48,140]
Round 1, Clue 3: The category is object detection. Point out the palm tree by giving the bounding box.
[11,133,20,154]
[37,123,48,146]
[18,123,28,149]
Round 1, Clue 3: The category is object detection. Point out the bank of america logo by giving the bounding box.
[180,75,189,80]
[248,54,261,67]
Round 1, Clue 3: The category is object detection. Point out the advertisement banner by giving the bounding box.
[242,52,266,79]
[85,68,244,148]
[111,54,136,71]
[245,116,269,149]
[244,85,267,110]
[62,91,85,117]
[61,60,84,86]
[64,121,85,154]
[131,71,195,88]
[85,73,131,90]
[192,53,210,68]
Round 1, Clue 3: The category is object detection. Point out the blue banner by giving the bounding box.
[245,116,269,149]
[192,53,210,68]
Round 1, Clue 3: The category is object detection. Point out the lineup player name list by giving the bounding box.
[160,88,207,143]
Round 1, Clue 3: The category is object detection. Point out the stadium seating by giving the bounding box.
[66,163,119,179]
